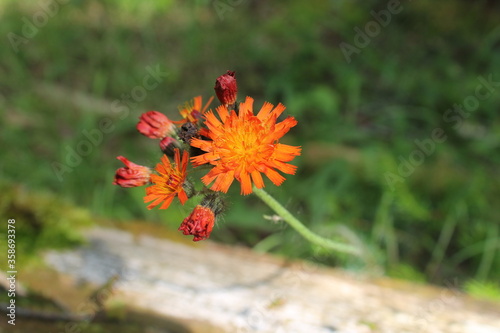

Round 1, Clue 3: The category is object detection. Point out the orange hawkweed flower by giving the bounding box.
[144,149,189,210]
[191,96,301,195]
[178,96,214,123]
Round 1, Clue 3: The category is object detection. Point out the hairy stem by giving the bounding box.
[252,186,363,257]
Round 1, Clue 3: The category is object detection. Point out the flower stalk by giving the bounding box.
[252,186,363,257]
[114,70,356,247]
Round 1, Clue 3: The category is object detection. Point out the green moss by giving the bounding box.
[0,182,93,263]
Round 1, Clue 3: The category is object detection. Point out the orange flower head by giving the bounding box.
[144,149,189,210]
[190,96,301,195]
[178,205,215,241]
[178,96,214,124]
[137,111,175,139]
[113,156,152,188]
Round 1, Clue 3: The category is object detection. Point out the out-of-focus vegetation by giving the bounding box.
[0,182,92,267]
[1,0,499,294]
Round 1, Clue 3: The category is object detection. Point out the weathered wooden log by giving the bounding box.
[37,227,500,333]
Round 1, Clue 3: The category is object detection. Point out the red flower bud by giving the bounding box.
[214,70,237,106]
[137,111,175,139]
[178,205,215,242]
[159,137,181,157]
[113,156,151,187]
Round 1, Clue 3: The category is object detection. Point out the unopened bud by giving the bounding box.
[159,137,181,157]
[214,70,237,106]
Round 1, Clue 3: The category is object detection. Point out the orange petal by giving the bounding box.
[263,167,286,186]
[144,193,158,203]
[238,96,254,117]
[199,128,211,138]
[177,189,188,205]
[256,101,274,120]
[145,195,165,210]
[172,150,180,167]
[180,150,189,172]
[202,96,214,113]
[212,170,235,193]
[271,161,297,175]
[239,172,252,195]
[193,96,202,110]
[190,138,208,150]
[204,110,222,129]
[201,166,224,186]
[216,105,230,123]
[273,144,302,162]
[158,196,174,209]
[250,170,264,189]
[149,174,163,185]
[161,153,172,166]
[191,152,219,166]
[272,117,297,139]
[269,102,286,118]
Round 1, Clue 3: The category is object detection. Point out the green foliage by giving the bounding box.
[387,264,427,283]
[1,0,500,287]
[464,280,500,302]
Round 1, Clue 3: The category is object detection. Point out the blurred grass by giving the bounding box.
[1,0,500,291]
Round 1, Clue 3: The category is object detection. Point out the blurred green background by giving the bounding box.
[1,0,500,296]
